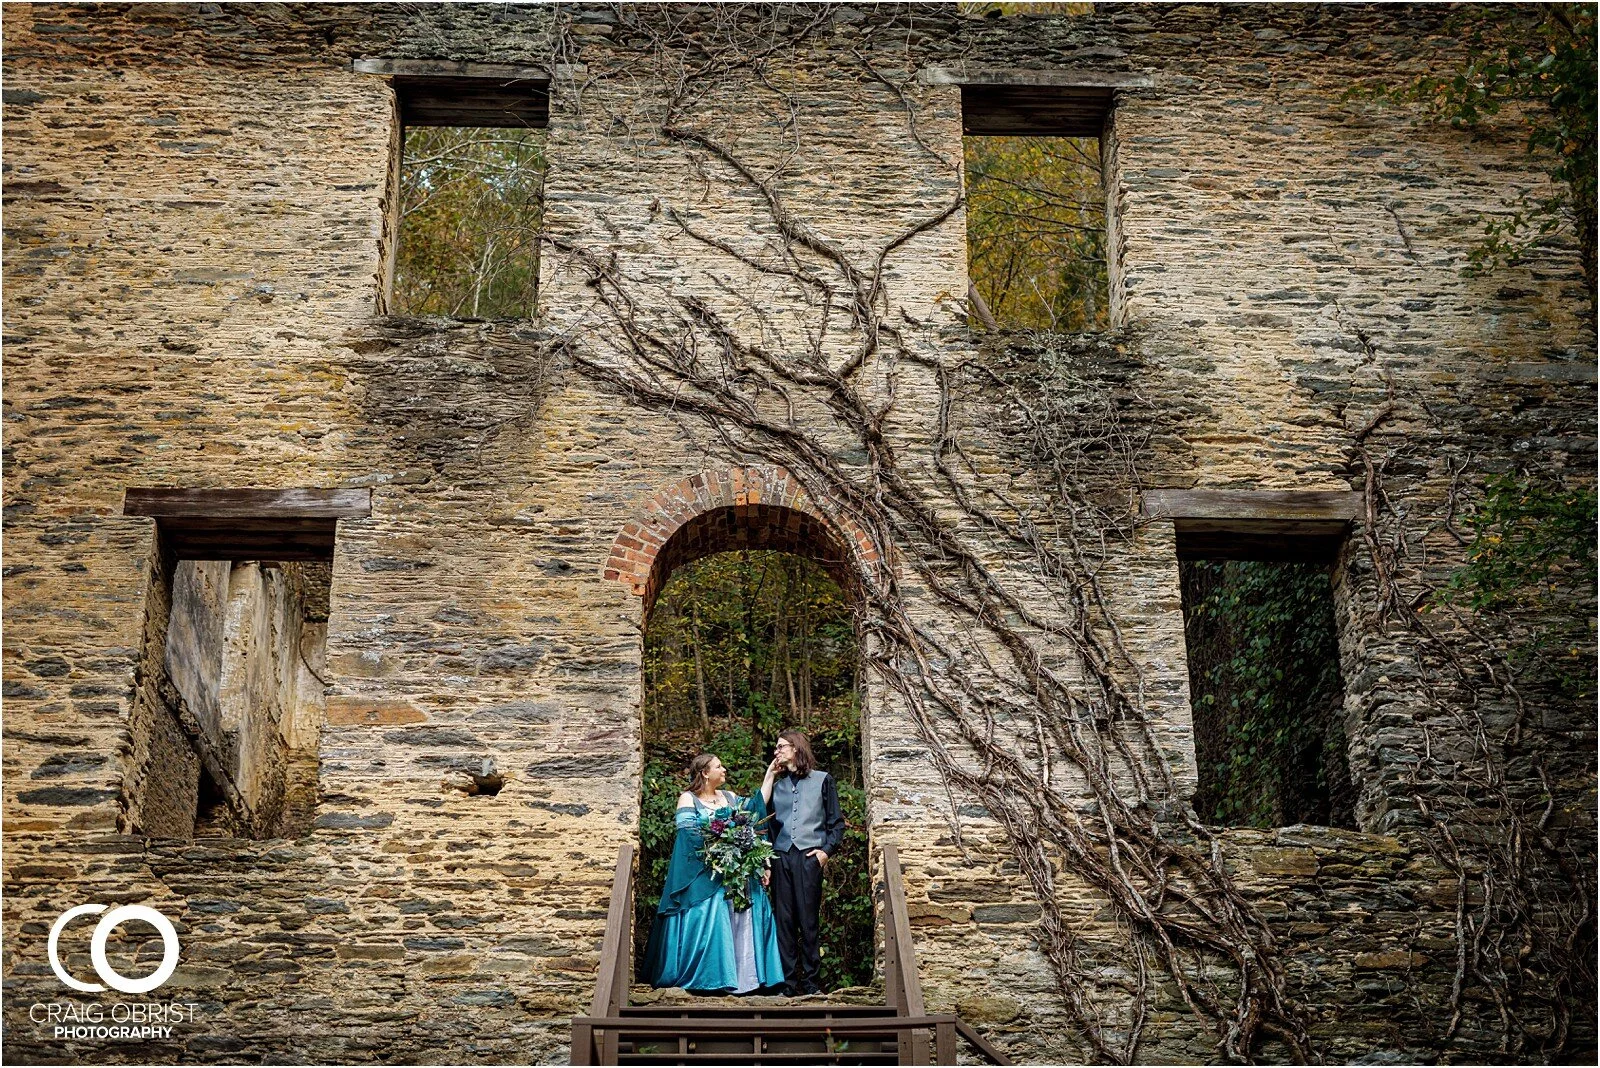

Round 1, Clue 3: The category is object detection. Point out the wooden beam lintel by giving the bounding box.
[354,58,550,83]
[1142,488,1363,524]
[922,66,1154,88]
[123,487,373,520]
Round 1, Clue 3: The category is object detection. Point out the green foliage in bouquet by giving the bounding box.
[697,801,776,913]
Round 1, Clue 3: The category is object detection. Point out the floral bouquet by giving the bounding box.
[698,800,775,912]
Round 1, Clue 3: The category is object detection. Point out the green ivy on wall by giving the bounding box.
[1439,474,1598,705]
[1181,559,1355,829]
[1351,4,1596,287]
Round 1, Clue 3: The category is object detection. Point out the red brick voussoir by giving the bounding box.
[602,466,876,609]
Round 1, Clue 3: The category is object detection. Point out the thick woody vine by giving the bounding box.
[543,8,1306,1062]
[1339,316,1594,1058]
[531,6,1592,1063]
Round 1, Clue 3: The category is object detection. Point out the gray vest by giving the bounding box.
[772,772,827,851]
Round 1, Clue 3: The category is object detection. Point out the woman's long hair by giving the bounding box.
[779,730,816,778]
[688,752,719,795]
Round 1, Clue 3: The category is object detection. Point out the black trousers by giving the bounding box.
[769,845,823,993]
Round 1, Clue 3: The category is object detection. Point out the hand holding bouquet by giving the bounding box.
[698,800,775,912]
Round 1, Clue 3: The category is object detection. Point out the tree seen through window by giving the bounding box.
[393,125,545,318]
[965,134,1108,331]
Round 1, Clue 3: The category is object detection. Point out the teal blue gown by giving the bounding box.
[643,790,785,993]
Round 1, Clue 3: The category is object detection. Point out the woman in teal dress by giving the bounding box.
[643,754,785,993]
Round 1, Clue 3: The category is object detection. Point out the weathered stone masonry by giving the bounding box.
[3,4,1594,1064]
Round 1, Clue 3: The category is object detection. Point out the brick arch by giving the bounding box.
[603,466,877,610]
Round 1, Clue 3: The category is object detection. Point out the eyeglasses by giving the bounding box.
[774,742,794,750]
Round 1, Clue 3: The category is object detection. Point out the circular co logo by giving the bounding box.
[48,905,180,995]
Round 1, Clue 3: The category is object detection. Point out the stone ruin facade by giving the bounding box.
[2,3,1595,1064]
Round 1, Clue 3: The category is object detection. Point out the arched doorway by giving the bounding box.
[605,468,874,992]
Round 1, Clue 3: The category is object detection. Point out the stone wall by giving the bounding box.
[3,3,1593,1064]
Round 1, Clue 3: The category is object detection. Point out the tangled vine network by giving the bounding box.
[1342,316,1595,1058]
[531,6,1590,1062]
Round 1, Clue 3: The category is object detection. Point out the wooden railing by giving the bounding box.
[881,845,1011,1067]
[881,844,933,1064]
[574,842,636,1065]
[572,841,1010,1065]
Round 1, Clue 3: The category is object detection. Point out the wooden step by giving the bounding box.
[597,1010,925,1066]
[582,846,1009,1066]
[619,1055,897,1065]
[619,1040,897,1067]
[619,1004,897,1018]
[618,1033,899,1047]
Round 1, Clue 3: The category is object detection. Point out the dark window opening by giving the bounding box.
[194,763,231,838]
[961,81,1113,331]
[1180,559,1356,829]
[1147,489,1364,829]
[381,66,550,318]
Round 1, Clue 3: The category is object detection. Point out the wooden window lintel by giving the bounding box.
[124,487,372,520]
[353,58,550,84]
[1141,489,1363,524]
[1143,488,1362,563]
[921,66,1155,89]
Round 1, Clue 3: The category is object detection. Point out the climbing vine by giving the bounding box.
[534,5,1591,1062]
[540,7,1310,1061]
[1342,315,1595,1058]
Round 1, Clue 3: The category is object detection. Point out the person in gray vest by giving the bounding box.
[760,729,845,996]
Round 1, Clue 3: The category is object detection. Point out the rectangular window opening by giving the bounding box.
[960,80,1115,332]
[964,133,1108,331]
[1179,558,1357,830]
[128,555,333,841]
[380,66,550,319]
[120,489,367,840]
[1146,489,1364,830]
